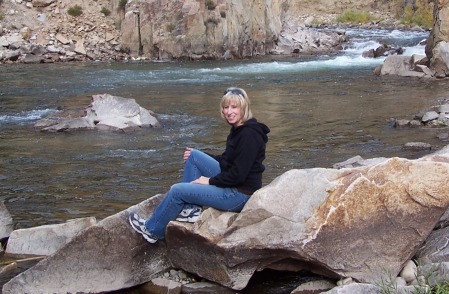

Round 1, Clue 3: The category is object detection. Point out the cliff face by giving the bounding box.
[118,0,398,59]
[120,0,285,59]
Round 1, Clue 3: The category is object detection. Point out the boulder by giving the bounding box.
[403,142,431,150]
[181,281,236,293]
[87,94,160,129]
[380,55,426,77]
[416,225,449,263]
[418,262,449,287]
[42,117,95,132]
[291,279,335,293]
[32,0,55,7]
[321,283,380,294]
[22,54,44,64]
[55,33,70,45]
[421,111,439,122]
[166,152,449,289]
[2,194,172,294]
[425,0,449,78]
[74,38,86,56]
[429,41,449,78]
[399,260,417,283]
[0,202,13,240]
[5,217,97,256]
[37,94,160,132]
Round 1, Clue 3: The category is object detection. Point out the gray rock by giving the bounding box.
[42,117,95,132]
[3,194,172,293]
[180,281,235,294]
[380,55,425,77]
[414,64,433,76]
[291,279,335,293]
[321,283,379,294]
[332,155,364,169]
[394,119,410,128]
[30,45,47,56]
[429,41,449,78]
[422,111,439,122]
[399,260,417,283]
[37,94,160,132]
[416,226,449,263]
[0,202,13,240]
[32,0,55,7]
[3,49,21,61]
[403,142,431,150]
[55,33,70,45]
[419,262,449,287]
[5,217,97,256]
[22,54,44,64]
[439,104,449,114]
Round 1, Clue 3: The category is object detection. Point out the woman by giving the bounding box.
[129,87,270,243]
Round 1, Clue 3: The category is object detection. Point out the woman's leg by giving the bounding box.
[182,149,220,182]
[180,149,220,214]
[145,183,249,239]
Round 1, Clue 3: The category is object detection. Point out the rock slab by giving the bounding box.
[167,152,449,289]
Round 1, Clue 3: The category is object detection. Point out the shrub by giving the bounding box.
[100,7,111,16]
[166,23,175,33]
[335,10,377,24]
[432,281,449,293]
[118,0,127,11]
[67,5,83,17]
[399,0,433,29]
[205,0,216,10]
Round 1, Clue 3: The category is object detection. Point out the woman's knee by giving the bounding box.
[169,183,193,201]
[189,149,203,160]
[169,183,184,194]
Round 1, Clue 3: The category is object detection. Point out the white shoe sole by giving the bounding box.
[128,214,158,243]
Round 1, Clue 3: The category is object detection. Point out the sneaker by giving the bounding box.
[128,213,158,243]
[176,206,202,223]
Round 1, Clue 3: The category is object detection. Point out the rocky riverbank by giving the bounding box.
[3,143,449,293]
[0,0,414,64]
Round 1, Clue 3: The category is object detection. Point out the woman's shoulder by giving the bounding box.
[237,119,269,142]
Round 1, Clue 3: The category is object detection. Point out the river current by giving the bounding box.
[1,28,449,232]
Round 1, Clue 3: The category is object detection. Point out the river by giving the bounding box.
[1,28,448,233]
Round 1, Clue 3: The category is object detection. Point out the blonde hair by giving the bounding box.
[220,87,253,123]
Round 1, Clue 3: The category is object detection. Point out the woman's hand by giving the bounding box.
[183,147,192,162]
[191,176,210,185]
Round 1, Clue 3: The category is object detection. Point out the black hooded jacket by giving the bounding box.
[208,118,270,195]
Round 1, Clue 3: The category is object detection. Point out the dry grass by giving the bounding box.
[394,0,433,28]
[335,10,378,24]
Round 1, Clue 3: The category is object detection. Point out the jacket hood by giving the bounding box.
[237,118,270,143]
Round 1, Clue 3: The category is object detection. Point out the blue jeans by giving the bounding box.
[145,149,250,239]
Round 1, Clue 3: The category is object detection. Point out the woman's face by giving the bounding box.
[222,101,243,127]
